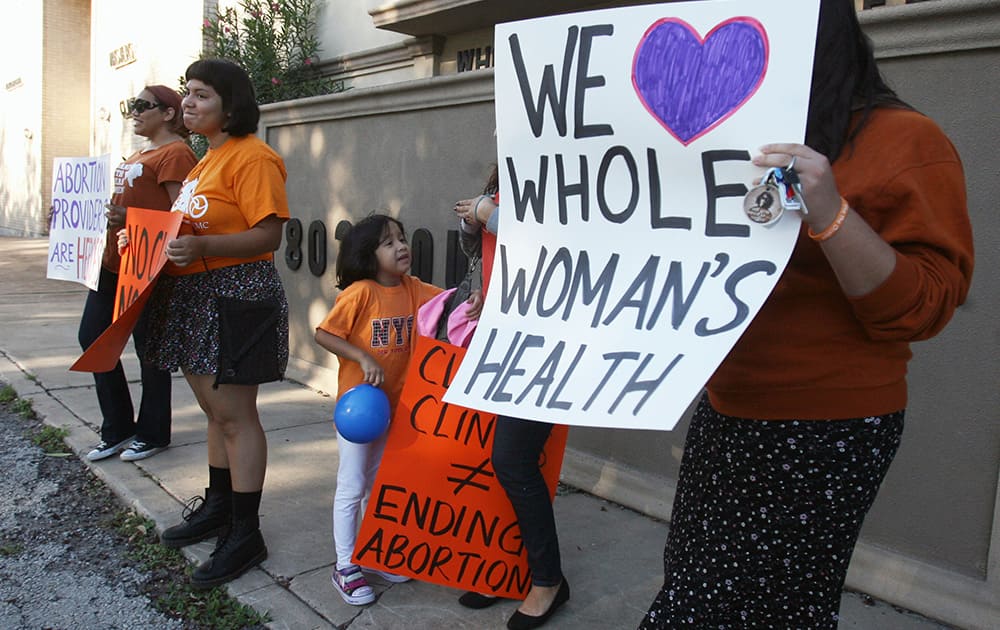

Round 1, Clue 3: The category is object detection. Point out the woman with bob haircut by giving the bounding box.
[640,0,973,628]
[143,58,291,589]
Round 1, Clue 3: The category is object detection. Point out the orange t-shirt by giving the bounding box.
[103,141,197,272]
[316,275,444,412]
[169,135,289,275]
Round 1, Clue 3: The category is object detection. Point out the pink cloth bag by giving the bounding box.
[416,288,478,347]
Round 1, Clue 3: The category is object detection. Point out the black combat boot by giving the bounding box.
[190,516,267,589]
[159,488,231,548]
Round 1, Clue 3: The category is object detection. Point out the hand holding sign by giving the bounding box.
[105,203,127,230]
[46,155,112,291]
[71,208,182,373]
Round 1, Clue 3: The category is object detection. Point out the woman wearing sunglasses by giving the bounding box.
[80,85,196,463]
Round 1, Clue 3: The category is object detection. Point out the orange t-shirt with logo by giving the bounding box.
[103,140,197,272]
[316,275,444,411]
[168,135,289,275]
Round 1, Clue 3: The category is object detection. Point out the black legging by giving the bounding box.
[78,266,172,446]
[492,415,563,587]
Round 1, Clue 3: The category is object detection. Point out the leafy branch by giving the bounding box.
[202,0,346,105]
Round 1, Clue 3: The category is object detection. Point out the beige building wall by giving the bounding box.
[0,0,45,236]
[318,0,410,59]
[841,6,1000,625]
[0,0,207,236]
[41,0,91,225]
[89,0,206,159]
[264,73,496,385]
[264,1,999,628]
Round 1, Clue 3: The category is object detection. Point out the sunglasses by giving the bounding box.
[128,98,164,115]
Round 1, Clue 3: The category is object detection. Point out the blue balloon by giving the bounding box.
[334,384,390,444]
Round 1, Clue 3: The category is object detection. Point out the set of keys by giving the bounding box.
[742,160,809,227]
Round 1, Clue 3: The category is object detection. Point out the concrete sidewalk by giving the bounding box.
[0,236,953,630]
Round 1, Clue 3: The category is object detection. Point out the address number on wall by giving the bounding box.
[283,218,470,289]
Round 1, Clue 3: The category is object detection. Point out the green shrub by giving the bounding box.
[203,0,346,105]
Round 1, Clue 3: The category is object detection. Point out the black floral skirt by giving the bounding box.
[145,261,288,376]
[640,395,904,630]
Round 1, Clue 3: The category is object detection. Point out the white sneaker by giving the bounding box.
[365,567,411,583]
[332,565,376,605]
[119,440,166,461]
[86,436,135,461]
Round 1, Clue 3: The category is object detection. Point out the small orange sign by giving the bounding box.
[71,208,181,373]
[113,208,181,321]
[353,336,568,599]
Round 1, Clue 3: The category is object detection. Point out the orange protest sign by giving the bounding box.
[70,286,155,373]
[113,208,182,322]
[353,336,568,599]
[70,208,181,373]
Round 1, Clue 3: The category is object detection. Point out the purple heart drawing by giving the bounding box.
[632,17,769,146]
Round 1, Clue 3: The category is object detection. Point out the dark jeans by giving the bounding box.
[78,267,172,446]
[492,415,562,587]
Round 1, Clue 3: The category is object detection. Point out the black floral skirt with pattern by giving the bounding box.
[145,260,289,377]
[639,394,904,630]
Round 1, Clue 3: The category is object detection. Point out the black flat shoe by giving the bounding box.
[458,590,502,609]
[507,580,570,630]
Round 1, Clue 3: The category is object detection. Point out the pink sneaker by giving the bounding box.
[332,565,375,605]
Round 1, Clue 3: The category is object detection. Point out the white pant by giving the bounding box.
[333,430,388,568]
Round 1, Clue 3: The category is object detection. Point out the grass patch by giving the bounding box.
[30,424,70,454]
[0,542,23,557]
[115,511,181,570]
[113,510,270,629]
[158,581,269,630]
[12,397,34,419]
[0,383,37,419]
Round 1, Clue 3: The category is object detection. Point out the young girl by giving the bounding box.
[314,213,443,605]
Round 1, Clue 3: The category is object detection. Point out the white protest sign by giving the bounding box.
[444,0,819,430]
[46,154,112,290]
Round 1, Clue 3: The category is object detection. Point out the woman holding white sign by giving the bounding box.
[453,170,571,630]
[640,2,974,629]
[80,85,195,463]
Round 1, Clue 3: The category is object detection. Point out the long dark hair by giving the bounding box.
[336,214,406,290]
[805,0,909,162]
[483,164,499,196]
